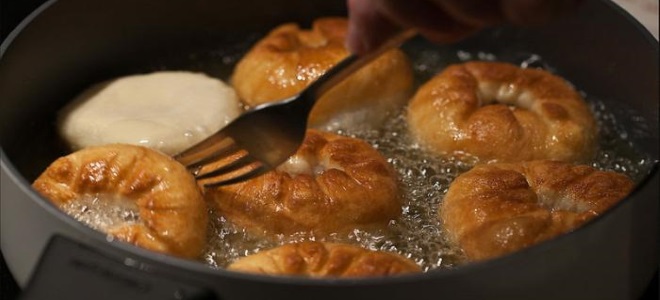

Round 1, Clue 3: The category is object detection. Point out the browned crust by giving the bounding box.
[232,17,349,104]
[439,160,634,261]
[227,241,421,277]
[32,144,208,259]
[231,17,414,128]
[206,129,400,236]
[407,61,597,163]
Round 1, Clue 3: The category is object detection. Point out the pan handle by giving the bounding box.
[18,235,215,300]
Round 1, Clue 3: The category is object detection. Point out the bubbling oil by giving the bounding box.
[60,194,141,232]
[54,43,654,271]
[201,48,654,271]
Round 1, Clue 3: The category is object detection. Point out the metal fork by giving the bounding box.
[174,30,417,187]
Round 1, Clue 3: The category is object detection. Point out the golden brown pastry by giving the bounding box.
[232,17,414,131]
[407,61,597,163]
[32,144,208,259]
[205,129,400,236]
[227,242,421,277]
[439,160,634,261]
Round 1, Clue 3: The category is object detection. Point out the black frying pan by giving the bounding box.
[1,0,658,299]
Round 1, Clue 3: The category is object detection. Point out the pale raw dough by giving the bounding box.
[58,71,242,156]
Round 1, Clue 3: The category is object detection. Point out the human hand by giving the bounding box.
[346,0,584,55]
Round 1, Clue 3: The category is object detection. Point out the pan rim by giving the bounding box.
[1,0,658,288]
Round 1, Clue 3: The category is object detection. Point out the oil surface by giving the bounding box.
[199,46,654,271]
[61,194,141,232]
[49,37,654,271]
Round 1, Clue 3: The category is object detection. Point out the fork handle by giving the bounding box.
[302,29,418,107]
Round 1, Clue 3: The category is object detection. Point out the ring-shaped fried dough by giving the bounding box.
[439,160,634,261]
[232,17,414,131]
[407,61,597,163]
[228,242,421,277]
[32,144,208,259]
[205,129,400,236]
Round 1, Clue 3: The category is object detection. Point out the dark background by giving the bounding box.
[0,0,657,299]
[1,0,46,40]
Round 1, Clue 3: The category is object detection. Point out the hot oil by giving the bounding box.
[201,47,654,271]
[18,33,648,272]
[336,116,476,270]
[60,194,141,232]
[590,99,654,182]
[37,42,653,271]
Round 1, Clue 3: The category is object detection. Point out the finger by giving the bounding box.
[375,0,479,44]
[346,0,401,55]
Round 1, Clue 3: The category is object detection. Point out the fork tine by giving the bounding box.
[199,161,268,188]
[174,133,235,167]
[195,151,257,179]
[171,30,416,187]
[186,140,243,171]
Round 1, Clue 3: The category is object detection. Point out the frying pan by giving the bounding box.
[1,0,658,299]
